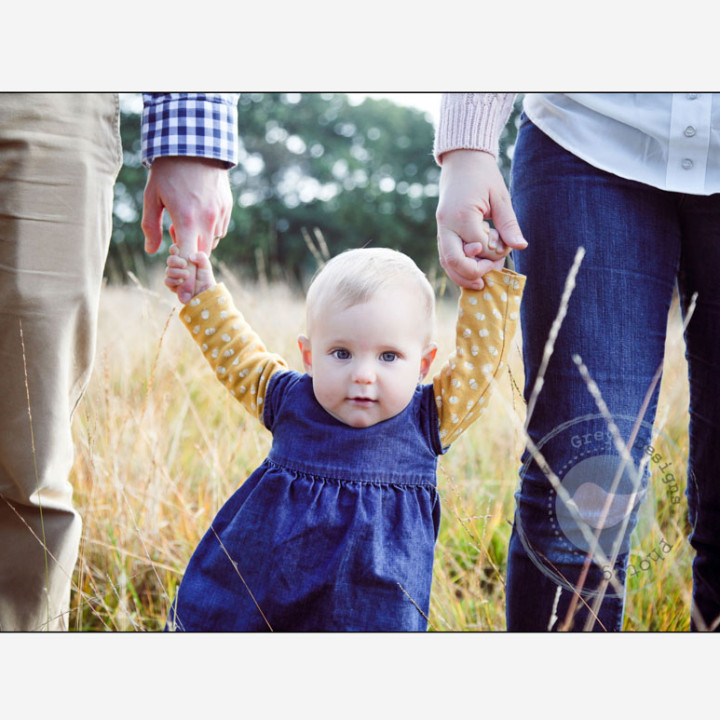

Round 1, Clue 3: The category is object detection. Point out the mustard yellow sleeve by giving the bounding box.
[432,268,525,448]
[180,283,288,421]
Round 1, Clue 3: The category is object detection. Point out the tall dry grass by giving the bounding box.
[67,266,693,631]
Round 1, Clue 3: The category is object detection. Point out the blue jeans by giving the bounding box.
[508,115,720,631]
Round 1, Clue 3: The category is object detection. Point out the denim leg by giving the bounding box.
[677,195,720,631]
[507,119,681,630]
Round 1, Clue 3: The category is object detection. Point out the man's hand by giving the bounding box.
[436,149,527,289]
[142,156,232,303]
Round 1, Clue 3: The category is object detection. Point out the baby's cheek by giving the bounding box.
[386,377,418,415]
[311,374,336,412]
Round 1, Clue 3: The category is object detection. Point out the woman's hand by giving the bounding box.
[436,149,527,289]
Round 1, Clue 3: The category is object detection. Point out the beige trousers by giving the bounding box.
[0,94,122,630]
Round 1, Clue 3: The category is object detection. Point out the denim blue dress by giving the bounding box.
[167,370,445,632]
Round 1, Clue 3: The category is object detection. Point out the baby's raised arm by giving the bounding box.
[432,268,525,448]
[171,256,288,422]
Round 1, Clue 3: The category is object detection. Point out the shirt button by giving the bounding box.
[682,158,694,170]
[687,93,699,100]
[684,126,697,137]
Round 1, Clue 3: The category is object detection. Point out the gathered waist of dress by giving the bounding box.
[264,453,438,487]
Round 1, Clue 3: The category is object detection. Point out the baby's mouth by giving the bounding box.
[348,396,377,404]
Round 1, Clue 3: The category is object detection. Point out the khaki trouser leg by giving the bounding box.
[0,93,122,630]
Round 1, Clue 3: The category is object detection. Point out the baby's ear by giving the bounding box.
[297,335,313,375]
[419,344,438,380]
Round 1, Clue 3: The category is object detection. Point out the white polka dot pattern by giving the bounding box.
[180,283,288,421]
[179,270,525,443]
[432,268,525,448]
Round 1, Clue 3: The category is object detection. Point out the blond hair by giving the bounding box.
[305,248,435,340]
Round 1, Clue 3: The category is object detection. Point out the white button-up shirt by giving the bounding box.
[523,93,718,195]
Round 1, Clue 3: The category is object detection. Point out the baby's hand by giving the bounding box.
[165,245,216,301]
[461,221,509,277]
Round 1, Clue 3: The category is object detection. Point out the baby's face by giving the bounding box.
[298,284,436,428]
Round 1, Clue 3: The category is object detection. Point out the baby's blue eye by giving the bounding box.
[332,348,351,360]
[380,351,398,362]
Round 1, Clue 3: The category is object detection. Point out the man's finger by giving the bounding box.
[171,225,199,304]
[141,191,165,255]
[192,222,216,254]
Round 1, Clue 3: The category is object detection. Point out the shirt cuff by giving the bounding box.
[141,93,239,168]
[433,93,517,164]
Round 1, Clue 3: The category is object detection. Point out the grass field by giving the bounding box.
[67,265,694,631]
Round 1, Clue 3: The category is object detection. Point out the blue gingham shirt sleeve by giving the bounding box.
[141,93,239,168]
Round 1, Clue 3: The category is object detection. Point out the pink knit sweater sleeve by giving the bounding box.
[433,93,517,163]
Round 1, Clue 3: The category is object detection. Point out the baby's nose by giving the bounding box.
[352,360,375,384]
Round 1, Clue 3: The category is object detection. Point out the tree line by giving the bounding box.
[110,93,521,289]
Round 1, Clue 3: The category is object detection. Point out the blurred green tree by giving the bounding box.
[110,93,522,288]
